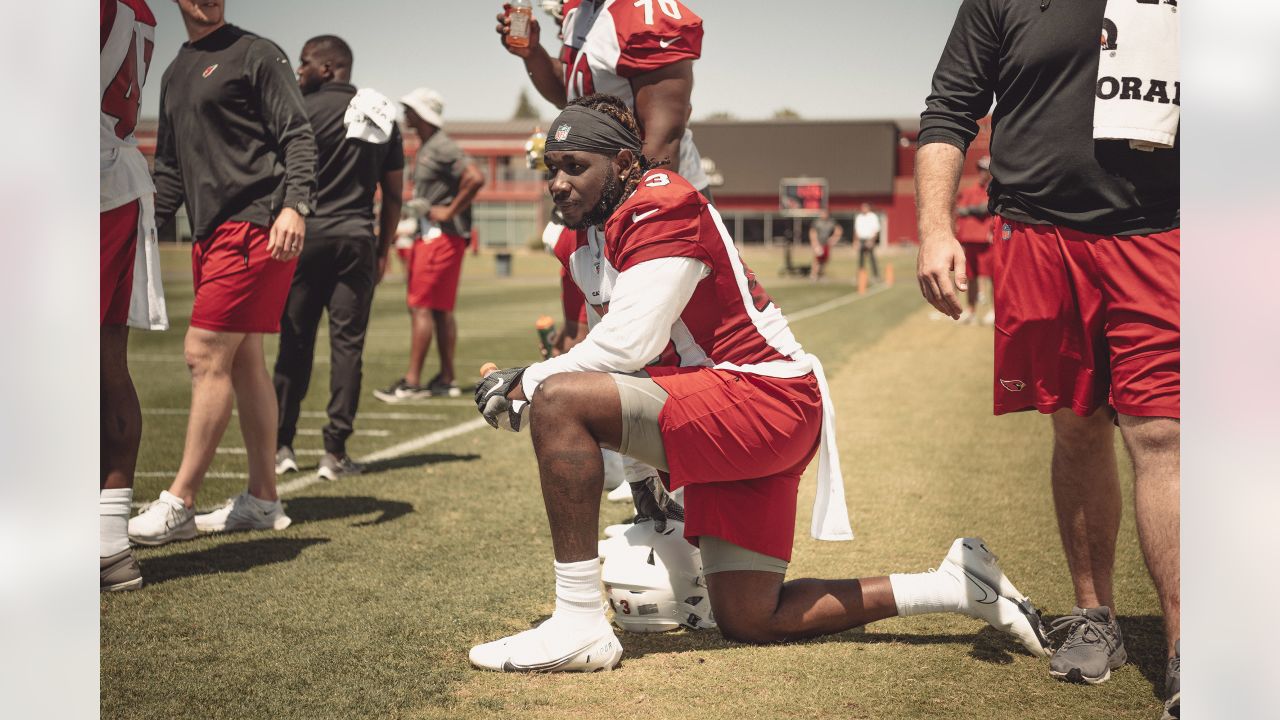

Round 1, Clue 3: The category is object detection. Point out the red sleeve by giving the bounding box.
[610,0,703,78]
[561,270,589,324]
[608,171,712,271]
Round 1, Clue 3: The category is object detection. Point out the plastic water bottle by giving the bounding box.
[507,0,533,48]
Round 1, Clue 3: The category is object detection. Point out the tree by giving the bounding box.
[704,111,736,121]
[512,90,540,121]
[772,107,802,120]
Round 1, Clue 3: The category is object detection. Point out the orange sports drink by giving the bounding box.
[535,315,556,357]
[506,0,532,48]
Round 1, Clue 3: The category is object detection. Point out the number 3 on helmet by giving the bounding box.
[600,519,716,633]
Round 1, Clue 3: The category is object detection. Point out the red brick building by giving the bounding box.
[136,116,991,247]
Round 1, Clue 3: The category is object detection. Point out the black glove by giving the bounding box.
[629,475,684,534]
[474,366,529,432]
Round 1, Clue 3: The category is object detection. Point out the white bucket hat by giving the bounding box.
[400,87,445,128]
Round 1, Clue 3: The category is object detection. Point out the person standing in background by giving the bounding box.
[808,209,841,281]
[954,155,994,325]
[374,88,485,403]
[129,0,316,546]
[273,35,404,481]
[854,203,881,281]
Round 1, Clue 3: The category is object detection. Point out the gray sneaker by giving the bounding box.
[1048,606,1128,684]
[1161,641,1180,719]
[275,446,299,475]
[100,548,143,592]
[318,453,363,481]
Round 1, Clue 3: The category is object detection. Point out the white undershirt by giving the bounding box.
[521,256,708,398]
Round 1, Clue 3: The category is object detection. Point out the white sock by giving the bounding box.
[100,488,133,557]
[888,570,964,617]
[550,559,606,632]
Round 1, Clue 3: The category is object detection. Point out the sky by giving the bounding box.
[141,0,962,122]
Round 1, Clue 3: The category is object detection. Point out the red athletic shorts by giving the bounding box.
[407,232,467,311]
[648,366,823,562]
[961,241,992,280]
[101,200,140,326]
[190,221,296,333]
[992,218,1180,418]
[814,245,830,265]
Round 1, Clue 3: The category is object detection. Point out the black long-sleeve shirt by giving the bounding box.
[919,0,1178,236]
[153,25,316,241]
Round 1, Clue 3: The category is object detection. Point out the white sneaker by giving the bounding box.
[606,483,632,503]
[982,309,996,326]
[275,446,299,475]
[194,492,292,533]
[938,537,1051,658]
[469,616,623,673]
[128,491,197,546]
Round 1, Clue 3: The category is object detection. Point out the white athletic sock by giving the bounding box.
[100,488,133,557]
[550,558,607,632]
[888,570,964,617]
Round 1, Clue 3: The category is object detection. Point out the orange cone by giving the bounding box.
[857,268,868,295]
[885,264,895,287]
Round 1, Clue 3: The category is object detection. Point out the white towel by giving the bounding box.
[1094,0,1180,150]
[714,353,854,543]
[344,88,397,144]
[126,194,168,331]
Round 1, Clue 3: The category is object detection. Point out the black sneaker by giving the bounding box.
[1048,606,1128,684]
[425,374,462,398]
[372,378,430,403]
[1161,641,1180,719]
[318,453,363,481]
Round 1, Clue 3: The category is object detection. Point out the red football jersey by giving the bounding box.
[100,0,156,212]
[601,169,803,368]
[558,0,708,188]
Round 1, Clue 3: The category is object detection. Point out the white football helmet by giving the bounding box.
[600,519,716,632]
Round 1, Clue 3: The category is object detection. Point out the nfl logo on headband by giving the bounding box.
[554,124,571,141]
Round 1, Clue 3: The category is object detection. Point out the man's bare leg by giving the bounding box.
[230,333,280,502]
[432,309,457,386]
[405,306,435,386]
[707,571,897,644]
[1119,415,1180,657]
[1051,409,1121,611]
[167,328,244,508]
[101,325,141,491]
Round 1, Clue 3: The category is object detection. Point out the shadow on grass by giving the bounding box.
[141,537,329,585]
[283,495,415,527]
[362,452,481,474]
[1118,615,1171,699]
[598,623,1043,666]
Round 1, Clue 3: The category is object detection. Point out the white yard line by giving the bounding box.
[133,417,489,507]
[784,284,891,323]
[142,408,449,420]
[296,428,390,437]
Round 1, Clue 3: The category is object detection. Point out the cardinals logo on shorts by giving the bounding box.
[999,379,1026,392]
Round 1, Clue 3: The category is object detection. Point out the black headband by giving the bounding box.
[544,105,642,155]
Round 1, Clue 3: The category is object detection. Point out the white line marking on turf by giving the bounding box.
[273,417,489,497]
[296,428,390,437]
[785,284,890,323]
[133,416,491,508]
[142,408,448,420]
[215,447,327,456]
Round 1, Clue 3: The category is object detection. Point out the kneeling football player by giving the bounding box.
[469,94,1050,672]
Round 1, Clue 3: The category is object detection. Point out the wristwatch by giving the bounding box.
[292,201,313,218]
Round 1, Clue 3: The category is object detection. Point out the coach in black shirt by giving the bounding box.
[914,2,1180,717]
[130,0,315,546]
[274,35,405,480]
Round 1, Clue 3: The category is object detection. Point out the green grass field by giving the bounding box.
[102,243,1167,719]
